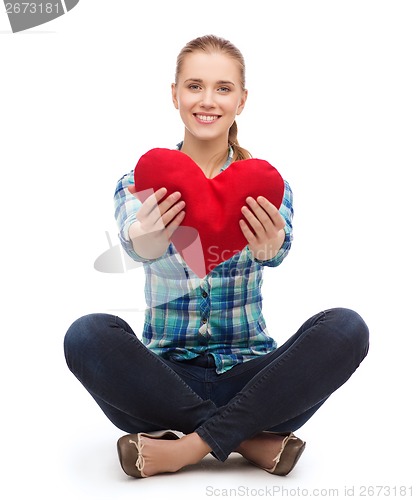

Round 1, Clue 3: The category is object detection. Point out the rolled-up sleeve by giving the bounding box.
[253,179,294,268]
[113,170,148,262]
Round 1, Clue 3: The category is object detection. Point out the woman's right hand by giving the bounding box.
[127,186,186,260]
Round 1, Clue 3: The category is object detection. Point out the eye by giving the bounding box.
[188,84,202,91]
[218,86,231,93]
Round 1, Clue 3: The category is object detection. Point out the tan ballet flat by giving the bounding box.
[117,430,180,478]
[263,432,306,476]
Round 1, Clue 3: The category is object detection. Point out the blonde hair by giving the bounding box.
[175,35,251,162]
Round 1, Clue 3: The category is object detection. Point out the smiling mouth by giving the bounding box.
[194,114,220,123]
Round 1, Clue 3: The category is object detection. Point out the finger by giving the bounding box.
[239,219,257,244]
[165,210,186,238]
[150,191,184,231]
[157,191,183,218]
[256,196,285,230]
[137,188,168,221]
[245,197,274,231]
[140,190,184,232]
[161,199,186,228]
[241,204,265,235]
[256,196,278,218]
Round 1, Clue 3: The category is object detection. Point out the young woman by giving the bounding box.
[64,35,369,478]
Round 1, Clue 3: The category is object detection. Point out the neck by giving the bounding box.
[180,133,229,178]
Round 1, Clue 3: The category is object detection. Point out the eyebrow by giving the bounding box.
[184,78,236,86]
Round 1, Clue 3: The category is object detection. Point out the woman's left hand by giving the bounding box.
[239,196,286,261]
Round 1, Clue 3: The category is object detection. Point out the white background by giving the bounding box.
[1,1,415,498]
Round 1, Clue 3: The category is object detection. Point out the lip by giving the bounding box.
[193,113,221,124]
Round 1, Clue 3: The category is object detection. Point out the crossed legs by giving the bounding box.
[64,308,369,477]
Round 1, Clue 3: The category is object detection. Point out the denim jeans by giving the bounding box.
[64,307,369,462]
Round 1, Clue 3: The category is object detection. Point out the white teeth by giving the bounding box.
[196,115,218,122]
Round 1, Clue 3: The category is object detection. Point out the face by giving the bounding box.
[172,51,247,144]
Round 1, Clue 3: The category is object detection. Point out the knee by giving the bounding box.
[63,313,115,369]
[327,307,370,362]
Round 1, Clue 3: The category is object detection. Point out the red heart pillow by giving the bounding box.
[134,148,284,277]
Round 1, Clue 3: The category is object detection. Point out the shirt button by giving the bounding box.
[202,291,208,298]
[202,317,207,324]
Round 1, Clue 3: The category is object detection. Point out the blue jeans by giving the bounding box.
[64,308,369,462]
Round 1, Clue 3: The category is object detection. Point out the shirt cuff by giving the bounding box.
[252,249,283,268]
[247,228,292,268]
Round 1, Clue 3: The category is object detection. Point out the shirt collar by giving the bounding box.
[176,141,234,172]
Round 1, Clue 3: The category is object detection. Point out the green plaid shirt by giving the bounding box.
[114,146,294,373]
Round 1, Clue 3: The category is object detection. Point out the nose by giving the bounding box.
[200,89,216,108]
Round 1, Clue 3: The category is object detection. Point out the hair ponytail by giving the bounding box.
[228,120,251,161]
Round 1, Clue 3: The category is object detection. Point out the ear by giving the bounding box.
[236,88,248,116]
[171,83,179,109]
